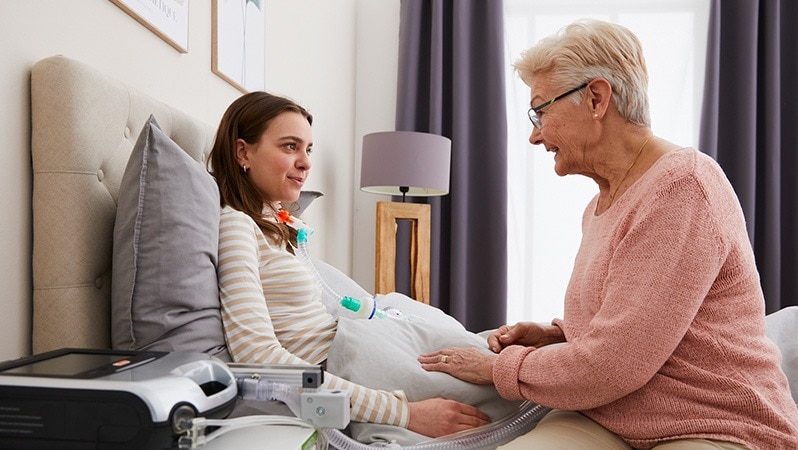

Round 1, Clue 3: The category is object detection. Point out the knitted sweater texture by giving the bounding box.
[493,148,798,449]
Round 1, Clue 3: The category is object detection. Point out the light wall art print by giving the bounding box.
[111,0,190,53]
[212,0,265,93]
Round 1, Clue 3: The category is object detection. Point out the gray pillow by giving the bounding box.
[111,115,230,360]
[284,190,323,217]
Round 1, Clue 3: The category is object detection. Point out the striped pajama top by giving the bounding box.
[218,205,409,427]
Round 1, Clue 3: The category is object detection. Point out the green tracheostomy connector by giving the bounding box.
[297,228,310,244]
[340,296,387,319]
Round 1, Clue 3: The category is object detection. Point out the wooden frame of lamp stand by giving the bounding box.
[374,201,431,304]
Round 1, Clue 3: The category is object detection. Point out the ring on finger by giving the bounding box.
[440,355,448,363]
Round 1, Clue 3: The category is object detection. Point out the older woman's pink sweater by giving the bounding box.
[493,148,798,449]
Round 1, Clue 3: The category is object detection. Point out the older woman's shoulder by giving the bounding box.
[651,148,739,206]
[641,147,733,199]
[681,147,733,184]
[653,147,722,177]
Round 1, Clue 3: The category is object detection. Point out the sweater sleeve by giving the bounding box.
[218,211,409,427]
[494,174,727,409]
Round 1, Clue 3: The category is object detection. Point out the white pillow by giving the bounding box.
[765,306,798,404]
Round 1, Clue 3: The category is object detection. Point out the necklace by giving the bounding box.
[607,134,654,208]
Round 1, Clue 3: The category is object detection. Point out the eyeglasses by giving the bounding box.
[527,82,589,129]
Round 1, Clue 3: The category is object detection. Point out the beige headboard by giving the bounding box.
[30,55,216,353]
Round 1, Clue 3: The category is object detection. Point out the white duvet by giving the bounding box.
[327,292,523,446]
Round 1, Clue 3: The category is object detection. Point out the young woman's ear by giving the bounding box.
[235,138,250,170]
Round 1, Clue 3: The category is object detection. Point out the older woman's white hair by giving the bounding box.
[514,19,651,127]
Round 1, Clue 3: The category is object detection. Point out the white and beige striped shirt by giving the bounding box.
[218,206,409,427]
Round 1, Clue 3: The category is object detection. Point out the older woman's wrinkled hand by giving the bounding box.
[418,347,497,385]
[487,322,565,353]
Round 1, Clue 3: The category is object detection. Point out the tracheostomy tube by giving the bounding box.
[296,227,404,321]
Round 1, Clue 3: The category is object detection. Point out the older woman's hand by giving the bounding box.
[487,322,565,353]
[418,347,497,385]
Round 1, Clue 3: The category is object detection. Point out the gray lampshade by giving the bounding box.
[360,131,451,197]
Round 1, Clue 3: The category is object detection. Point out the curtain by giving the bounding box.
[395,0,508,331]
[699,0,798,313]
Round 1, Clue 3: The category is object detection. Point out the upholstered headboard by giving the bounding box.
[30,55,216,353]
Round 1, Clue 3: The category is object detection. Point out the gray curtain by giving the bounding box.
[699,0,798,313]
[394,0,507,331]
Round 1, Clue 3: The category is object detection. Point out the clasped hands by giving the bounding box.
[418,321,562,385]
[410,322,562,437]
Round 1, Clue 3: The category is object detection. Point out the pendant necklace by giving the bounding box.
[607,134,654,208]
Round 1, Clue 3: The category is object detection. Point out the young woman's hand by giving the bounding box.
[407,398,491,437]
[486,322,565,353]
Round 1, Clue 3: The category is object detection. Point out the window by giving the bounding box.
[503,0,711,323]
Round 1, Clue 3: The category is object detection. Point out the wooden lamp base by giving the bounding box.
[374,201,431,304]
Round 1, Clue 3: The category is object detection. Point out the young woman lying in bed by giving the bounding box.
[206,91,520,444]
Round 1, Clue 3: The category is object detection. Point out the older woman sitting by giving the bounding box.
[420,19,798,450]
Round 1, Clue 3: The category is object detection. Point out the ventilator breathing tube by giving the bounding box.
[241,375,550,450]
[326,401,549,450]
[296,227,403,321]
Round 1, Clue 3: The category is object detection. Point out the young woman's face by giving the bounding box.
[237,111,313,204]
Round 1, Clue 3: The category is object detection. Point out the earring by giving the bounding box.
[593,113,599,118]
[242,166,249,173]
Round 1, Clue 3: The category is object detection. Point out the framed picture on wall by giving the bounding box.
[111,0,190,53]
[212,0,265,93]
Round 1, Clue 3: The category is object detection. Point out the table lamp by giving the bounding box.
[360,131,451,304]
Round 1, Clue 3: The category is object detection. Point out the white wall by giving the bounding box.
[351,1,401,296]
[0,0,399,361]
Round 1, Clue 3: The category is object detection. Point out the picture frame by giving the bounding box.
[111,0,190,53]
[212,0,265,93]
